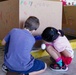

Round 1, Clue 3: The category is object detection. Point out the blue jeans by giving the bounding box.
[8,59,45,74]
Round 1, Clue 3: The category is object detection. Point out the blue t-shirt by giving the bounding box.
[4,28,35,71]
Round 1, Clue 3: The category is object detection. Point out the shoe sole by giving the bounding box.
[50,67,68,72]
[2,67,7,73]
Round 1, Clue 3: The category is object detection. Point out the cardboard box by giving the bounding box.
[19,0,62,35]
[0,0,62,40]
[0,0,7,2]
[47,0,60,1]
[0,0,19,40]
[62,6,76,36]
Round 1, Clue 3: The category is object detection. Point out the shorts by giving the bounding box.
[8,59,45,74]
[61,55,72,65]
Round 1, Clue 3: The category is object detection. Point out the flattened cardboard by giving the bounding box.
[62,6,76,36]
[0,0,19,39]
[0,0,62,40]
[19,0,62,35]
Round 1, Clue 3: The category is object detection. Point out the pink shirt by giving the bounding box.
[46,36,74,58]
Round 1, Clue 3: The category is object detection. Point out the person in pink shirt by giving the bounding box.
[41,27,74,71]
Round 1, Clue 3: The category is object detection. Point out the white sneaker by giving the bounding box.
[2,64,8,73]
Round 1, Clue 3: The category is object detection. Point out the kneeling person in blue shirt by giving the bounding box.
[1,16,47,75]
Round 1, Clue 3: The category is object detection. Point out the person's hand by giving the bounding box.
[1,39,6,45]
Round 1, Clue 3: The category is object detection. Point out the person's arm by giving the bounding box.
[1,34,10,46]
[1,29,14,46]
[1,39,6,45]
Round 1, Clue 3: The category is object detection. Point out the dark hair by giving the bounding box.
[41,27,64,42]
[24,16,40,31]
